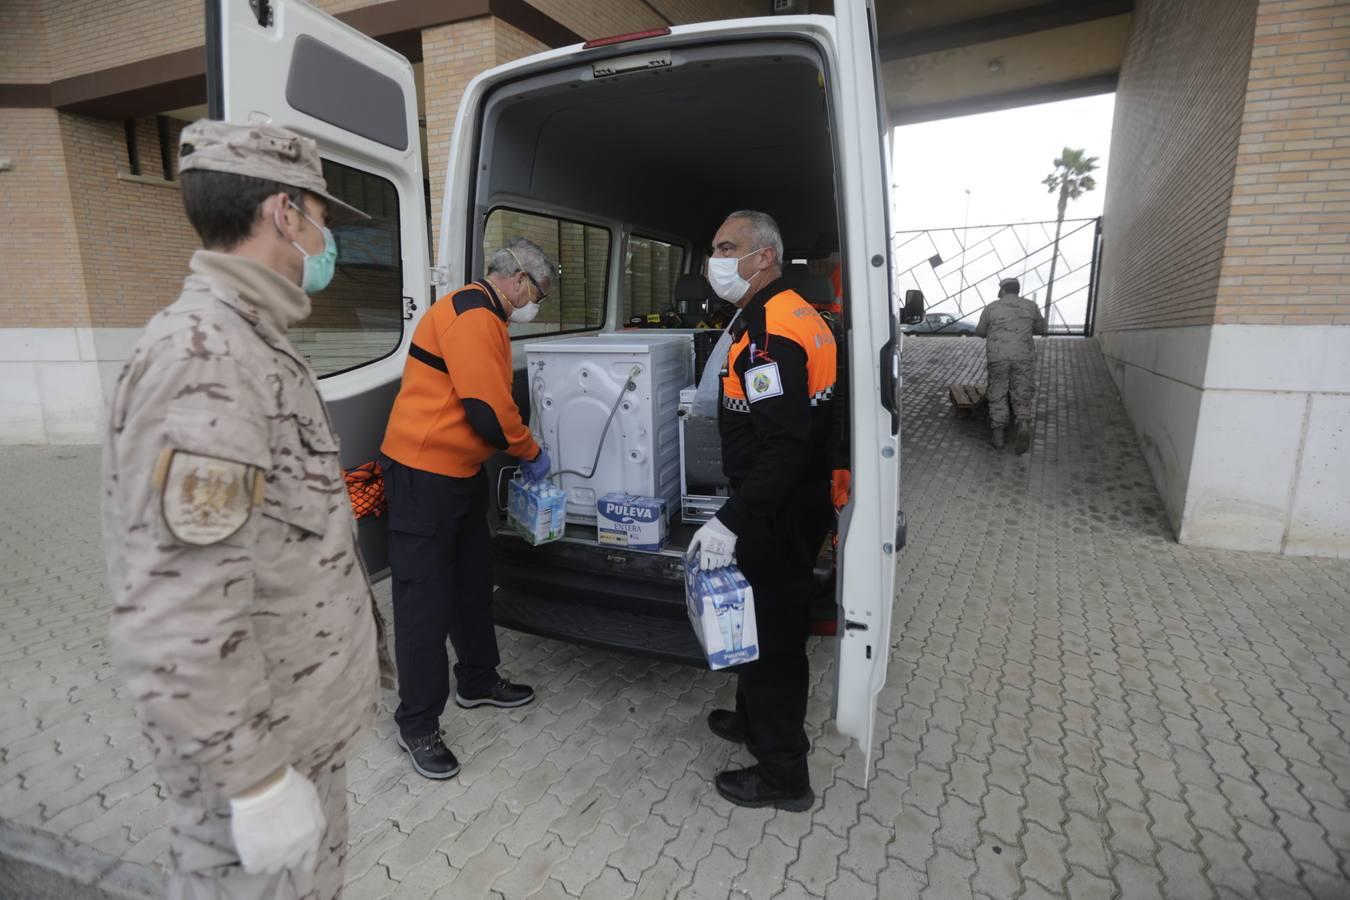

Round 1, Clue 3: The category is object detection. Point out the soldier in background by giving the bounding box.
[102,120,391,900]
[975,278,1047,454]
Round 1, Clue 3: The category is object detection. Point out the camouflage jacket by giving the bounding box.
[975,294,1047,362]
[103,251,387,806]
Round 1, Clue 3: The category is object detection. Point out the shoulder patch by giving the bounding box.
[160,451,258,546]
[745,362,784,403]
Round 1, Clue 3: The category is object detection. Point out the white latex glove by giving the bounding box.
[229,766,325,875]
[689,517,738,571]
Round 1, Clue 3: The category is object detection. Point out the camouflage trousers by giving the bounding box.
[166,763,348,900]
[986,357,1036,428]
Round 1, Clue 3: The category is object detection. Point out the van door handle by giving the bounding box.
[879,338,899,435]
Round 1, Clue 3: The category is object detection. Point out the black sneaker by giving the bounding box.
[707,709,746,744]
[714,765,814,812]
[397,731,460,780]
[454,679,535,709]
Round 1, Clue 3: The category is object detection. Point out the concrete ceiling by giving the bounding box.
[168,2,1132,130]
[873,0,1132,124]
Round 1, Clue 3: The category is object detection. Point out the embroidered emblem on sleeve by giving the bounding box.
[160,451,258,545]
[745,362,784,403]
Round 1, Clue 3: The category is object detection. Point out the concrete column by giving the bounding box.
[1097,0,1350,558]
[0,108,100,443]
[422,17,546,254]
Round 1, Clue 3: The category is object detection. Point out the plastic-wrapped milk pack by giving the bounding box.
[685,558,759,670]
[508,477,567,545]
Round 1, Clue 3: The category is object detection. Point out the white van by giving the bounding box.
[212,0,902,776]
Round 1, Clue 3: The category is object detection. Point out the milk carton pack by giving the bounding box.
[596,493,667,551]
[508,478,567,545]
[685,558,758,670]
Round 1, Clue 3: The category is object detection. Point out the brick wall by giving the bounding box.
[39,0,202,81]
[531,0,763,41]
[4,0,766,333]
[1215,0,1350,326]
[61,115,200,328]
[1094,0,1261,332]
[35,0,379,81]
[0,109,88,328]
[21,0,765,83]
[423,17,547,252]
[0,0,50,83]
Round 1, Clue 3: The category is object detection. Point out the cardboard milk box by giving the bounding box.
[596,492,667,551]
[684,558,758,670]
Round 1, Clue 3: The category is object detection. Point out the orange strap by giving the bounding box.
[831,468,852,512]
[344,461,386,519]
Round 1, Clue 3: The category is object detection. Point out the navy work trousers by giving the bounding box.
[382,458,500,740]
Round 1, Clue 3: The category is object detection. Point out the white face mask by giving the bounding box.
[509,301,541,324]
[707,247,768,303]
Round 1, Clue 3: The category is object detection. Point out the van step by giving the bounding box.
[493,554,687,620]
[493,589,705,666]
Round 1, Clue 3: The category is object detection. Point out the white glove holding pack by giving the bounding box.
[689,517,738,571]
[229,766,326,875]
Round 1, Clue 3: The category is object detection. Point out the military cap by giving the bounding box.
[178,119,368,224]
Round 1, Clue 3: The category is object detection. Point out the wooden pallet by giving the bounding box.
[948,383,987,417]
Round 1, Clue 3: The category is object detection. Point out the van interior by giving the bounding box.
[463,36,849,660]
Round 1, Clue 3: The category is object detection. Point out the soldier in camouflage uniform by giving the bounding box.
[975,278,1047,454]
[103,120,392,900]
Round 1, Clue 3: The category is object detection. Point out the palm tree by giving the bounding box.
[1040,147,1098,323]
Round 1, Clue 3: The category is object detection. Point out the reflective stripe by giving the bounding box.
[722,395,750,413]
[810,384,835,406]
[408,342,448,373]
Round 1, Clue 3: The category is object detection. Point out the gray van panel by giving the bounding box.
[287,35,409,151]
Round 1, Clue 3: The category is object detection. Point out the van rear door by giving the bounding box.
[829,0,902,781]
[209,0,430,574]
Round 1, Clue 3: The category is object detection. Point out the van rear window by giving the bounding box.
[297,160,404,378]
[484,208,609,339]
[624,235,686,324]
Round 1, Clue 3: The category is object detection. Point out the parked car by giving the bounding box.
[902,312,977,336]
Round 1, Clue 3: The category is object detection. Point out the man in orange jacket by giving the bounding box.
[380,238,555,779]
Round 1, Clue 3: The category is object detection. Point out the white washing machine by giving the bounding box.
[526,334,694,525]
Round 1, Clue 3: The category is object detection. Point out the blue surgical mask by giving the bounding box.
[278,200,337,294]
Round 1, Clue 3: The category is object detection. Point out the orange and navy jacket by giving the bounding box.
[716,278,837,534]
[382,281,539,477]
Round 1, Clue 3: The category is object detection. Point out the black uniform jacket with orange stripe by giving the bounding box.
[716,278,837,535]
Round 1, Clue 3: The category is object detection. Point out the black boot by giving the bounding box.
[397,731,460,780]
[990,426,1005,449]
[455,678,535,709]
[1015,421,1032,455]
[707,709,746,744]
[714,766,814,812]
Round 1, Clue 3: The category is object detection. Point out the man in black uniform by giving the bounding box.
[689,210,837,811]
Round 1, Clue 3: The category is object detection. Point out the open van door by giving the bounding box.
[830,0,902,782]
[208,0,430,574]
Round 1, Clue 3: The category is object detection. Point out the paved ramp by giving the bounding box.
[1,337,1347,898]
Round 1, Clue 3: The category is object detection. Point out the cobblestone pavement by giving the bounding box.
[2,337,1348,899]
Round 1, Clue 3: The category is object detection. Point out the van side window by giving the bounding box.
[484,208,609,339]
[298,160,403,377]
[623,235,686,322]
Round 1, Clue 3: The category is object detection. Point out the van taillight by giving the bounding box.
[582,27,672,49]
